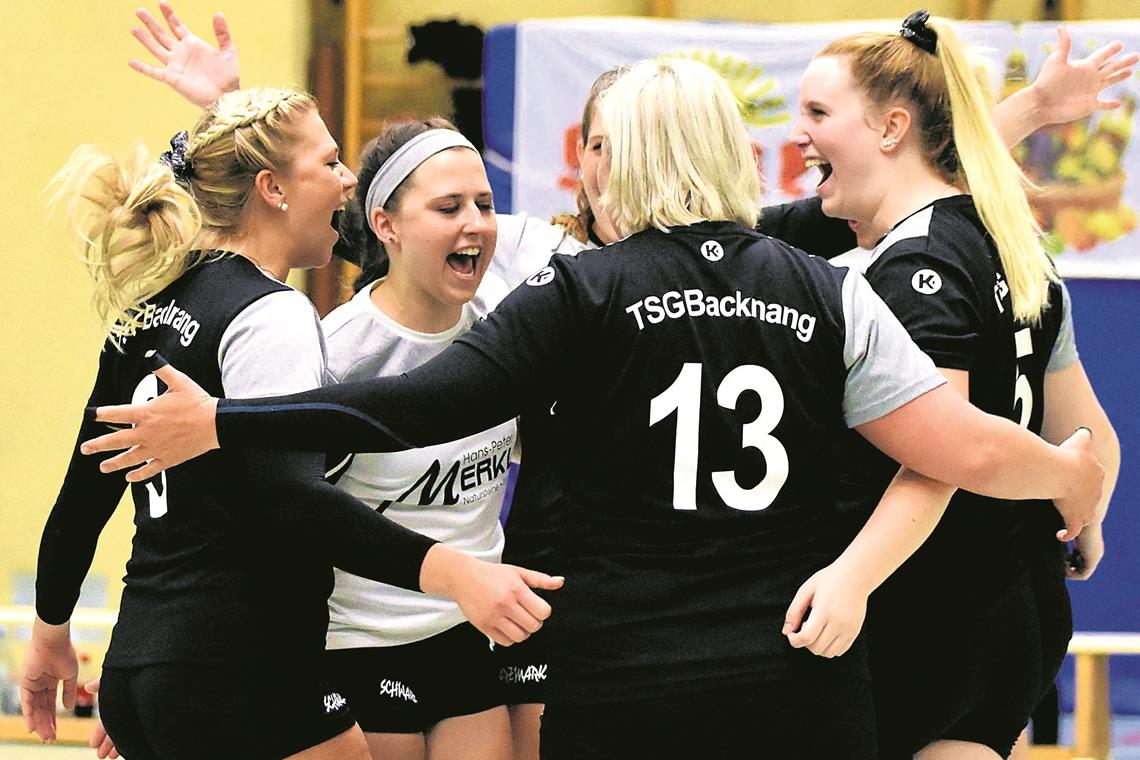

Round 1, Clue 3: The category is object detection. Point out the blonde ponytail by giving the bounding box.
[48,144,201,344]
[50,87,318,347]
[822,19,1056,323]
[929,19,1056,323]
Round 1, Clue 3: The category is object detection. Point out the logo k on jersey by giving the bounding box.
[911,268,942,295]
[700,240,724,261]
[527,266,556,286]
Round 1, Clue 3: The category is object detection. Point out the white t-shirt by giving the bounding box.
[322,277,516,648]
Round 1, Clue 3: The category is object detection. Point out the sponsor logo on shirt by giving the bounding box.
[911,269,942,295]
[379,679,418,703]
[323,692,348,714]
[377,435,514,510]
[700,240,724,261]
[526,266,556,286]
[624,288,816,343]
[499,665,548,685]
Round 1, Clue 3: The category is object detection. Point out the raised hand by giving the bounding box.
[129,1,240,108]
[1030,27,1138,124]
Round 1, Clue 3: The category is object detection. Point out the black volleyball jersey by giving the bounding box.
[502,198,860,574]
[37,254,435,668]
[214,221,945,701]
[854,196,1066,602]
[756,195,858,259]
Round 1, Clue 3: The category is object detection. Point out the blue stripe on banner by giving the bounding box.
[483,24,517,213]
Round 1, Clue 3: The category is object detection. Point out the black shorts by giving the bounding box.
[324,622,505,733]
[99,660,355,759]
[539,679,876,760]
[495,626,550,706]
[871,569,1063,760]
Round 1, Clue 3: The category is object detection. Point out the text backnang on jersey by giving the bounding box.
[625,288,817,343]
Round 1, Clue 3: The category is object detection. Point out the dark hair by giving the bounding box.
[551,67,629,244]
[336,116,458,291]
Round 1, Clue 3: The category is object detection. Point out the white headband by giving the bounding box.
[364,129,478,228]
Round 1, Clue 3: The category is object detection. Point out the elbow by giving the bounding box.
[955,436,1006,495]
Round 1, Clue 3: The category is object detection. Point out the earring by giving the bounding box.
[880,138,897,149]
[277,201,289,212]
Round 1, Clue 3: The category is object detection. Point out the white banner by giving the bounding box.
[503,18,1140,278]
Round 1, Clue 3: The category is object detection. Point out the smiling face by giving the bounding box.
[577,106,621,244]
[792,55,887,228]
[377,147,497,315]
[276,108,358,269]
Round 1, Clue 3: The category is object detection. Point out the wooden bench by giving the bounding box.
[1030,632,1140,760]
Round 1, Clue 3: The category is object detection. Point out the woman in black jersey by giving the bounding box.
[21,87,558,760]
[791,12,1122,759]
[84,57,1104,760]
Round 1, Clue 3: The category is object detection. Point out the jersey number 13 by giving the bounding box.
[650,363,788,512]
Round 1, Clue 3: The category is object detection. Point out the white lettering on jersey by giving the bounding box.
[700,240,724,261]
[993,274,1010,314]
[526,266,556,286]
[911,269,942,295]
[625,288,816,343]
[112,298,201,347]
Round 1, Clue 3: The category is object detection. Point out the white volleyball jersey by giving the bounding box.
[322,278,515,648]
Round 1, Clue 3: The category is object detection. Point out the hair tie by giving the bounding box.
[158,130,194,187]
[900,10,937,55]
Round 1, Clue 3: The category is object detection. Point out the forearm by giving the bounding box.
[247,450,437,591]
[31,617,72,648]
[860,384,1085,502]
[218,343,520,453]
[36,426,126,624]
[830,468,954,593]
[992,85,1047,148]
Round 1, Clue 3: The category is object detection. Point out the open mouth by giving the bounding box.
[331,207,345,236]
[446,247,481,276]
[804,158,833,187]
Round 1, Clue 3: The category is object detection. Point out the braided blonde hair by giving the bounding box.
[50,87,317,343]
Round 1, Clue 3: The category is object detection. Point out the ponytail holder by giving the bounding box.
[159,130,194,187]
[900,10,937,55]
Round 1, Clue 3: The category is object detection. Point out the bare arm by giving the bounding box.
[1040,361,1120,578]
[784,467,954,657]
[993,27,1137,148]
[856,382,1102,539]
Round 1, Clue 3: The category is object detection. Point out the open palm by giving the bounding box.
[129,1,240,108]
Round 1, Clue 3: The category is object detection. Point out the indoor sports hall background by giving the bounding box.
[0,0,1137,755]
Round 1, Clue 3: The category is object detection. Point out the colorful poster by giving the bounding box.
[501,18,1140,278]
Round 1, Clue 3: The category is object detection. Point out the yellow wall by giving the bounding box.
[0,1,309,614]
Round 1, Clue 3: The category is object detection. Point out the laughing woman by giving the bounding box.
[790,13,1121,759]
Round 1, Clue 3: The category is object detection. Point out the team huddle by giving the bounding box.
[19,3,1130,759]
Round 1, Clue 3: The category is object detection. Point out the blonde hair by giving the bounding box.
[821,20,1055,323]
[598,58,761,236]
[49,87,317,342]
